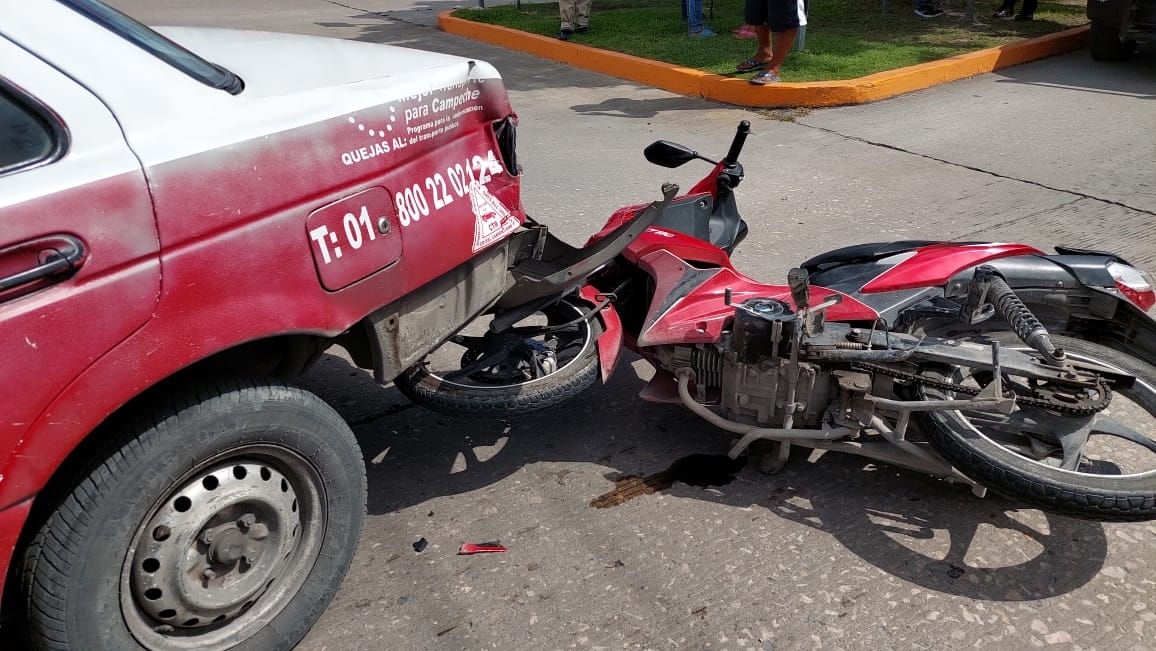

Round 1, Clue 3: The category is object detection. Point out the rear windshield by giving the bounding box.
[60,0,244,94]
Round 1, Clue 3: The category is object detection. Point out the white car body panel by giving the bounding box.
[0,36,141,209]
[3,0,503,168]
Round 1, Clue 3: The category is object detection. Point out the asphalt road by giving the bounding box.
[110,2,1156,648]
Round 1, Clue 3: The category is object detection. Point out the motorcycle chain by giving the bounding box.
[851,361,1112,416]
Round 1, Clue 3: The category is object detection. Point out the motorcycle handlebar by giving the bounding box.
[723,120,751,166]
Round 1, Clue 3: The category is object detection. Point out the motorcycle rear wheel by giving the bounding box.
[394,299,601,418]
[918,334,1156,521]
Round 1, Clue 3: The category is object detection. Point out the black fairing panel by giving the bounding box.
[651,193,713,242]
[650,191,747,254]
[809,251,1119,300]
[807,250,1155,367]
[802,241,954,273]
[941,255,1117,294]
[808,252,1119,328]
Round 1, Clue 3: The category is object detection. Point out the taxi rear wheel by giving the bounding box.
[1089,20,1134,61]
[18,377,366,651]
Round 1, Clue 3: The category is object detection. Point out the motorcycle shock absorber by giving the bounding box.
[967,266,1064,364]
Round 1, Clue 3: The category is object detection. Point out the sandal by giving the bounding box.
[735,58,767,73]
[749,71,781,85]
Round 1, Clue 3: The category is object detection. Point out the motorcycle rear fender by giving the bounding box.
[578,285,623,383]
[809,247,1156,366]
[939,254,1156,367]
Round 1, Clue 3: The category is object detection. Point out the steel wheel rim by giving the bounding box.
[423,302,595,391]
[120,444,326,649]
[944,349,1156,479]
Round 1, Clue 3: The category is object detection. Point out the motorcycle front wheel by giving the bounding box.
[918,333,1156,521]
[394,298,601,418]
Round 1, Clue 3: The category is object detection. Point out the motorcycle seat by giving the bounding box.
[800,240,941,273]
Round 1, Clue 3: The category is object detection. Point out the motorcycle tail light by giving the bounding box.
[1107,261,1156,311]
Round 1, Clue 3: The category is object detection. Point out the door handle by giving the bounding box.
[0,234,86,292]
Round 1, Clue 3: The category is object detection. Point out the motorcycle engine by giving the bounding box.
[658,298,833,428]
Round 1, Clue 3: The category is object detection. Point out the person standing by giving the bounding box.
[686,0,716,36]
[736,0,806,84]
[992,0,1036,19]
[558,0,591,40]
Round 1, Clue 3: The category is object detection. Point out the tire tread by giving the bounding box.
[920,335,1156,521]
[18,377,365,651]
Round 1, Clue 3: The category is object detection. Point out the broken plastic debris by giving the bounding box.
[457,541,507,555]
[412,537,429,553]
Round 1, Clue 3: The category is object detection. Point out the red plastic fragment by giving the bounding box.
[457,541,507,555]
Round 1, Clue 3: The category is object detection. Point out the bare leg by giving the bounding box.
[766,28,797,76]
[754,25,773,63]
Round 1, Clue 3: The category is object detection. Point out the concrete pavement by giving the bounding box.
[106,1,1156,648]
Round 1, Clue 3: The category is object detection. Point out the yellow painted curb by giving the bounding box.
[439,12,1089,108]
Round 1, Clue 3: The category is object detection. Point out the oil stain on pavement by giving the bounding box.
[590,453,745,508]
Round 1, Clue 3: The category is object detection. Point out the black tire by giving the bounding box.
[18,377,366,651]
[1089,20,1133,61]
[395,299,601,418]
[919,334,1156,521]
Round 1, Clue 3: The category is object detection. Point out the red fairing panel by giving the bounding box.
[860,243,1044,293]
[686,161,726,198]
[628,223,731,268]
[592,196,735,270]
[635,249,878,347]
[579,285,622,383]
[590,202,731,268]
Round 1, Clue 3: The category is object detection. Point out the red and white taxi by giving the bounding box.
[0,1,526,648]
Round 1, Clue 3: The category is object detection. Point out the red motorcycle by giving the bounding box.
[397,121,1156,521]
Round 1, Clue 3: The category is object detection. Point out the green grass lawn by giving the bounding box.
[452,0,1088,81]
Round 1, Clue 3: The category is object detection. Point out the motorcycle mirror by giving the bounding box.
[644,140,714,168]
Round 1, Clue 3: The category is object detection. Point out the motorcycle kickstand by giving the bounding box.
[747,439,792,474]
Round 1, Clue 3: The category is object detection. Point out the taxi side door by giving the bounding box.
[0,36,160,504]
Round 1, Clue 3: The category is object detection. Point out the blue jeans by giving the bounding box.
[686,0,705,32]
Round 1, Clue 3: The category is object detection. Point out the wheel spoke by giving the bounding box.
[956,408,1098,470]
[1054,421,1093,471]
[1088,414,1156,454]
[444,349,509,380]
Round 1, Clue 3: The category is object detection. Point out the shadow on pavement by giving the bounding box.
[669,451,1109,601]
[994,45,1156,98]
[570,96,719,118]
[298,351,1109,602]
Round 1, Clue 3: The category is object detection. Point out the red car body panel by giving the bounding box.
[0,30,525,599]
[859,242,1045,293]
[0,170,161,497]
